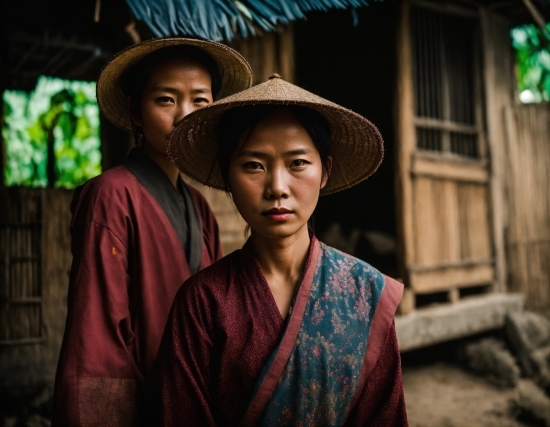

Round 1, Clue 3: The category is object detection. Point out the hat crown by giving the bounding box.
[216,75,337,108]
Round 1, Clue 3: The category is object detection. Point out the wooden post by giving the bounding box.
[479,7,514,293]
[394,0,416,286]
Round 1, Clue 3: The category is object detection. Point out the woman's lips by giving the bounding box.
[262,208,293,221]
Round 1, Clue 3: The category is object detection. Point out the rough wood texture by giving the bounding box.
[412,177,492,269]
[0,188,73,390]
[410,263,494,293]
[412,154,489,183]
[0,188,42,343]
[480,7,514,293]
[397,1,495,301]
[394,0,416,284]
[504,104,550,311]
[230,25,295,84]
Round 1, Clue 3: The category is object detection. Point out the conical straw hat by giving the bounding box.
[96,37,253,131]
[168,74,384,195]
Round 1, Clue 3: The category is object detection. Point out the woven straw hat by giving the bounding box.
[96,37,253,131]
[168,74,384,195]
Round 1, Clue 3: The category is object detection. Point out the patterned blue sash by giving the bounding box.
[243,242,388,427]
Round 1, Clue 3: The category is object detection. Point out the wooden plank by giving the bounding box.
[410,263,495,293]
[412,154,489,182]
[439,179,461,263]
[394,0,416,284]
[459,183,491,259]
[413,177,439,265]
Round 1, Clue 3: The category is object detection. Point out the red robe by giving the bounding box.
[53,149,222,427]
[157,238,407,427]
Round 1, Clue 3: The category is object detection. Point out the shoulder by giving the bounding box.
[177,251,239,297]
[79,166,137,197]
[319,242,383,278]
[71,166,141,225]
[319,242,403,297]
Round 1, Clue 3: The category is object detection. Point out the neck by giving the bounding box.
[250,225,311,283]
[142,144,180,188]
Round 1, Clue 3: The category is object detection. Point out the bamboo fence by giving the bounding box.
[504,103,550,311]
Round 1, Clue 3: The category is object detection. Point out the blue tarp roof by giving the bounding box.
[124,0,375,41]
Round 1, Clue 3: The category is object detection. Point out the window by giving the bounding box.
[411,6,482,159]
[2,75,102,188]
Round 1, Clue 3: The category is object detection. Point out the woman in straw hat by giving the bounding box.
[53,38,252,427]
[157,74,407,426]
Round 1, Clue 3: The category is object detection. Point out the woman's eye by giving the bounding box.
[291,159,309,168]
[157,96,174,104]
[244,161,263,170]
[194,97,211,105]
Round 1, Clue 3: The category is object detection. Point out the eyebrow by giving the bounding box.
[150,86,212,94]
[235,148,314,158]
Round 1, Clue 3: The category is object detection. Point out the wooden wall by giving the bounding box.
[0,188,72,393]
[230,25,294,84]
[503,103,550,311]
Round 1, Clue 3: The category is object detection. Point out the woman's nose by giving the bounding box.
[265,169,289,199]
[175,102,193,123]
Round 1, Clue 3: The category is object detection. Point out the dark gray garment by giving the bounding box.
[125,147,203,274]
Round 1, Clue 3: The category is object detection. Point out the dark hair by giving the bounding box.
[216,104,332,193]
[121,44,222,144]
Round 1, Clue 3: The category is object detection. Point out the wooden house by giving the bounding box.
[0,0,549,411]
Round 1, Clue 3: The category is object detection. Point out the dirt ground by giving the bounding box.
[403,362,530,427]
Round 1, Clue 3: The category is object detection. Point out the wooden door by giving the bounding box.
[395,1,495,312]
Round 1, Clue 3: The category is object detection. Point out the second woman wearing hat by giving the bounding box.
[53,38,252,427]
[158,75,408,426]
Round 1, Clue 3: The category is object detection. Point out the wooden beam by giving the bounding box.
[411,154,489,183]
[414,117,480,134]
[521,0,549,35]
[410,263,495,293]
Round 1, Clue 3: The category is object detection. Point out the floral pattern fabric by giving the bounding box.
[256,243,386,427]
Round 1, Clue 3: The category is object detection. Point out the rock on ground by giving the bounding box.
[506,311,550,389]
[462,338,520,388]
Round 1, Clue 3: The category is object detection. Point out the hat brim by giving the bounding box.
[96,38,253,131]
[168,77,384,195]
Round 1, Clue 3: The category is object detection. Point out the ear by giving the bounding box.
[127,96,142,126]
[320,156,332,190]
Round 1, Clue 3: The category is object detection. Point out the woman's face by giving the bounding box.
[135,57,213,157]
[228,109,329,242]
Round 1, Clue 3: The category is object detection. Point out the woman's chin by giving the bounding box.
[250,223,309,242]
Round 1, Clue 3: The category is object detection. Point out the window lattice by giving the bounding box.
[412,6,481,159]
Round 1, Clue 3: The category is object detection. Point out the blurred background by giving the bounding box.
[1,0,550,425]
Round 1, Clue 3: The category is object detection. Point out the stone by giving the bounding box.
[463,338,520,388]
[396,293,524,352]
[515,379,550,427]
[506,311,550,387]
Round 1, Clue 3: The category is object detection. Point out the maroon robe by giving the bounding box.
[53,149,222,427]
[157,238,407,427]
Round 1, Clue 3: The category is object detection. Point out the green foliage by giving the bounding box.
[511,23,550,103]
[2,76,101,188]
